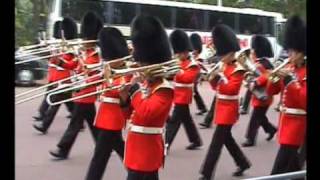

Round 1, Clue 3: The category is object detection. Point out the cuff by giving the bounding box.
[128,83,140,99]
[211,74,221,83]
[57,59,64,67]
[120,97,131,108]
[248,81,256,91]
[283,75,294,86]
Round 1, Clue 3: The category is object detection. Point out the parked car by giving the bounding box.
[15,53,48,86]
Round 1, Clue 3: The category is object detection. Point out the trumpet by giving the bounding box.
[46,58,180,106]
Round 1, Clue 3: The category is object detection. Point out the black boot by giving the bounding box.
[266,128,277,141]
[33,123,47,134]
[32,116,43,121]
[232,162,251,177]
[196,109,208,115]
[186,141,203,150]
[242,139,255,147]
[66,114,72,119]
[199,122,211,129]
[49,148,68,160]
[239,108,248,115]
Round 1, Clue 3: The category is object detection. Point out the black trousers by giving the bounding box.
[245,106,277,143]
[57,103,98,155]
[201,96,216,126]
[85,130,125,180]
[127,169,159,180]
[271,145,302,176]
[240,89,252,112]
[298,140,306,168]
[165,104,202,146]
[41,92,74,131]
[193,78,207,112]
[200,125,250,179]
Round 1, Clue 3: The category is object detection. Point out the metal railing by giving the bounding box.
[243,170,306,180]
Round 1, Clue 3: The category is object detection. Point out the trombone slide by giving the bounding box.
[47,83,130,106]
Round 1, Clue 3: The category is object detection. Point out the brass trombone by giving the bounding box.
[15,66,103,105]
[47,83,131,106]
[46,58,180,106]
[15,39,98,64]
[17,39,97,52]
[15,55,133,105]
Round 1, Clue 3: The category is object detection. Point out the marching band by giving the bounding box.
[15,10,306,180]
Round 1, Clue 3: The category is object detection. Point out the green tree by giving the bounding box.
[15,0,51,48]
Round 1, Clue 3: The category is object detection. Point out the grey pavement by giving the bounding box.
[15,82,286,180]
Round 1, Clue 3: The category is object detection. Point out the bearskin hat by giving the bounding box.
[98,27,129,61]
[190,33,203,53]
[131,14,172,64]
[61,17,78,40]
[53,21,62,39]
[211,24,240,56]
[251,35,274,58]
[170,30,192,54]
[81,11,103,40]
[284,15,306,54]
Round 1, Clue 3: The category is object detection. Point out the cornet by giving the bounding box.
[268,58,290,83]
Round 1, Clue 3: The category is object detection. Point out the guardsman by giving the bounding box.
[32,21,73,122]
[123,14,174,180]
[33,18,78,134]
[85,27,131,180]
[49,12,103,159]
[266,15,306,175]
[190,33,208,115]
[165,30,203,151]
[199,24,251,180]
[242,35,277,147]
[198,43,219,129]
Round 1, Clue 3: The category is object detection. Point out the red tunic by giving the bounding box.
[173,59,200,104]
[265,63,306,146]
[124,79,174,172]
[94,75,132,131]
[47,53,78,83]
[210,62,245,125]
[251,58,274,107]
[73,48,101,104]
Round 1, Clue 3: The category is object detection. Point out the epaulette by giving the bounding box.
[151,79,173,94]
[186,60,199,68]
[88,49,99,58]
